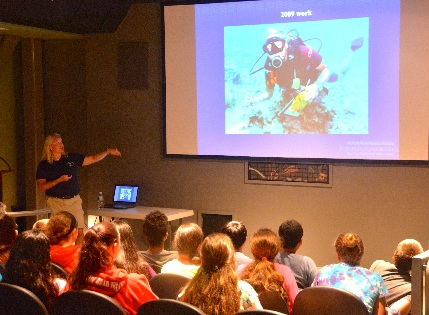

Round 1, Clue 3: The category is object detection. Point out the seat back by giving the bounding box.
[137,299,206,315]
[293,286,368,315]
[51,289,126,315]
[235,310,287,315]
[149,272,191,299]
[258,291,289,314]
[51,262,69,279]
[0,282,49,315]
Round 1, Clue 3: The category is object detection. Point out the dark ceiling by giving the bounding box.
[0,0,154,34]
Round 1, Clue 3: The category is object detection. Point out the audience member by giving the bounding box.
[221,221,253,269]
[139,210,178,273]
[0,202,6,214]
[33,218,50,232]
[180,233,263,314]
[312,232,388,315]
[0,213,18,272]
[275,219,318,289]
[68,222,157,315]
[112,219,156,280]
[45,211,80,274]
[237,228,299,315]
[161,222,203,278]
[3,230,67,312]
[370,239,424,315]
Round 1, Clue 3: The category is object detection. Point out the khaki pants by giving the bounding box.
[46,195,85,229]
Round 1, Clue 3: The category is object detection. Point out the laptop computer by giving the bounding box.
[104,184,139,209]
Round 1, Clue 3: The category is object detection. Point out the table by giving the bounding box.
[87,206,195,249]
[87,206,194,224]
[6,208,52,219]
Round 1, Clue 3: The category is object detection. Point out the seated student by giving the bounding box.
[161,222,203,278]
[0,213,18,272]
[33,218,50,232]
[275,219,318,289]
[370,239,424,315]
[0,202,7,214]
[112,220,156,280]
[45,211,80,274]
[139,210,178,273]
[221,221,253,269]
[237,228,299,315]
[3,230,67,312]
[180,233,263,314]
[312,232,388,315]
[68,222,158,315]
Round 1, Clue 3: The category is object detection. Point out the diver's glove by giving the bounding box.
[304,84,322,101]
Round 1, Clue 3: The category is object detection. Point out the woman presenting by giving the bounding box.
[36,133,121,244]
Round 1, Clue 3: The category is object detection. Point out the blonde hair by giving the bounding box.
[181,233,240,315]
[335,232,364,266]
[41,133,65,164]
[394,239,423,271]
[240,228,287,300]
[173,223,203,259]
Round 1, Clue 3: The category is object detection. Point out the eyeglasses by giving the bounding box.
[263,37,286,55]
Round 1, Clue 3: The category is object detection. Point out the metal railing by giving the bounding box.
[411,250,429,315]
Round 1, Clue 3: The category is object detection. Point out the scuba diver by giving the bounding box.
[250,29,364,116]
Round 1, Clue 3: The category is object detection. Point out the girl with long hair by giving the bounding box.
[181,233,262,314]
[238,228,299,315]
[111,219,155,279]
[3,230,66,312]
[68,222,157,315]
[0,213,18,269]
[161,223,204,278]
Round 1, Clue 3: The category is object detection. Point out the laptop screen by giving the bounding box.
[113,185,139,204]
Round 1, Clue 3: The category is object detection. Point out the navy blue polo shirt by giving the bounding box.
[36,153,85,198]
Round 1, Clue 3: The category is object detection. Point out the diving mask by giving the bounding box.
[262,37,286,55]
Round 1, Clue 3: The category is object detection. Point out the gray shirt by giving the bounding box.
[139,249,178,274]
[275,251,318,289]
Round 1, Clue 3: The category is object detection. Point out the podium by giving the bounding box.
[0,156,14,203]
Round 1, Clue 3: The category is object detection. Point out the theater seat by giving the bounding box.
[293,286,368,315]
[0,282,49,315]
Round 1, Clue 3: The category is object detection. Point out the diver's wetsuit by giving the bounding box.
[264,44,323,98]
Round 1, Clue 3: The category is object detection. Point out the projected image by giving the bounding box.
[225,18,369,134]
[119,188,132,201]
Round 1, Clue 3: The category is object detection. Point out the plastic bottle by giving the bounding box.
[97,192,105,209]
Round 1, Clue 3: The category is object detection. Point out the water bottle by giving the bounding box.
[97,192,105,209]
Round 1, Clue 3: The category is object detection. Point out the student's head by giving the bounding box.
[33,219,50,232]
[201,233,235,272]
[335,232,364,266]
[112,219,134,251]
[70,222,120,289]
[393,239,423,272]
[0,202,6,214]
[174,223,204,258]
[142,210,169,247]
[241,228,285,299]
[0,214,18,262]
[45,211,78,245]
[250,228,281,261]
[181,233,241,314]
[278,219,303,249]
[221,221,247,251]
[6,229,51,269]
[3,229,58,311]
[111,219,150,277]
